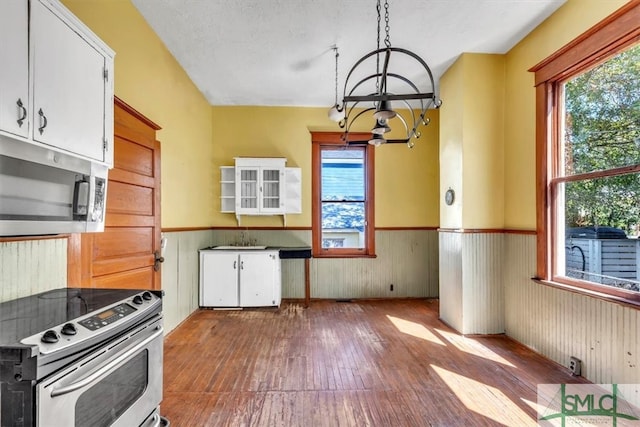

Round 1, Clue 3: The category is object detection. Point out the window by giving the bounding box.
[532,2,640,305]
[311,132,375,257]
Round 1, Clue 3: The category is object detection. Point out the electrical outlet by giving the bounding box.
[390,284,394,291]
[569,356,581,376]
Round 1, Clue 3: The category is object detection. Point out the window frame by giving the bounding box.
[311,131,376,258]
[531,1,640,305]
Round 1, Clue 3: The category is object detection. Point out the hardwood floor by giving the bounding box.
[161,299,587,426]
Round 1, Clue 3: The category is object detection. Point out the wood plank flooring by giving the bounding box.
[161,299,587,426]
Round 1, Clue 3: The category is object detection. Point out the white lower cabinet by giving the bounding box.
[200,251,239,307]
[199,249,281,308]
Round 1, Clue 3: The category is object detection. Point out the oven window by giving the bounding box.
[75,350,148,427]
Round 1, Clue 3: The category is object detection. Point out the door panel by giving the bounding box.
[201,252,239,307]
[68,98,161,290]
[92,227,153,258]
[92,268,154,290]
[239,253,275,307]
[115,136,154,176]
[107,181,154,216]
[0,0,29,138]
[92,254,153,277]
[31,0,106,161]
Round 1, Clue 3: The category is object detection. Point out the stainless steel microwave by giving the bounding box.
[0,136,108,236]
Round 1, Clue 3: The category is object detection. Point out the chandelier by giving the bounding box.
[328,0,442,148]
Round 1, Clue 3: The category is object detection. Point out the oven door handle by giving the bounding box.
[50,326,163,398]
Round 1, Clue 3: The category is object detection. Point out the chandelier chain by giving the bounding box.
[384,0,390,48]
[376,0,381,93]
[333,47,339,106]
[328,0,441,148]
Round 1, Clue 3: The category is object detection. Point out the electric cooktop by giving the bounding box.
[0,288,145,346]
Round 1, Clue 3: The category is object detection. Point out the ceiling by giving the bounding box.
[130,0,566,107]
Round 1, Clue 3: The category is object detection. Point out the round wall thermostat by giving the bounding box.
[445,188,455,205]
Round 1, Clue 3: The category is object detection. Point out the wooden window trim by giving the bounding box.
[311,131,376,258]
[530,1,640,306]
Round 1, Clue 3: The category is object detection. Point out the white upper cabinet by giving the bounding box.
[0,0,29,139]
[284,167,302,214]
[220,157,302,223]
[236,158,286,215]
[30,0,114,165]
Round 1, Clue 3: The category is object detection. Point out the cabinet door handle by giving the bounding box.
[38,108,48,134]
[233,260,237,269]
[16,99,27,127]
[240,260,244,270]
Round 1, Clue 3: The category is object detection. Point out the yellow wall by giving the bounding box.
[502,0,627,229]
[60,0,440,230]
[61,0,215,228]
[439,0,629,230]
[440,54,505,229]
[212,106,440,228]
[58,0,628,232]
[439,57,464,229]
[462,54,505,229]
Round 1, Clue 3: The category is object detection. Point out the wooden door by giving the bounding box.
[68,97,161,290]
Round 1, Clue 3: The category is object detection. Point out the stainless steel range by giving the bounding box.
[0,288,166,427]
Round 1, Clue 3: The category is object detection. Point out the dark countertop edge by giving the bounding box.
[200,246,312,259]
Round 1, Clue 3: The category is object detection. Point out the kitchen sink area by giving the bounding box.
[211,245,267,250]
[199,235,312,309]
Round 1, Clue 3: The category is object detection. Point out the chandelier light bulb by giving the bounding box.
[328,105,343,122]
[368,136,386,146]
[371,118,391,135]
[373,100,396,121]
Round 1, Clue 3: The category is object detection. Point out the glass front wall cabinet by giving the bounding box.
[219,157,301,225]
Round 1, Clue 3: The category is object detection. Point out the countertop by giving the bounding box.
[201,246,312,259]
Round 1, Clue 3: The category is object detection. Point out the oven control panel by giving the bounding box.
[78,303,137,331]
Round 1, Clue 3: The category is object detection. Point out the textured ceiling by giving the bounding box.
[131,0,566,107]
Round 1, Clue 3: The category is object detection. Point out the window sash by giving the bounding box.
[531,2,640,305]
[311,132,376,258]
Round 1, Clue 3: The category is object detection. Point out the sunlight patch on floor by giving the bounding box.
[431,364,536,426]
[434,328,515,367]
[386,315,446,346]
[521,397,548,417]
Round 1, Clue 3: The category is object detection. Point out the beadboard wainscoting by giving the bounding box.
[439,230,504,334]
[438,232,463,331]
[504,233,640,406]
[209,228,440,300]
[160,230,214,332]
[160,228,439,333]
[0,238,67,303]
[312,229,439,299]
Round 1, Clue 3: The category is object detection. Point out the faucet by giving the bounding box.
[234,231,257,247]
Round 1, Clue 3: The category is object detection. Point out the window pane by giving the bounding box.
[321,149,365,249]
[561,173,640,292]
[321,201,365,248]
[321,149,364,201]
[562,44,640,175]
